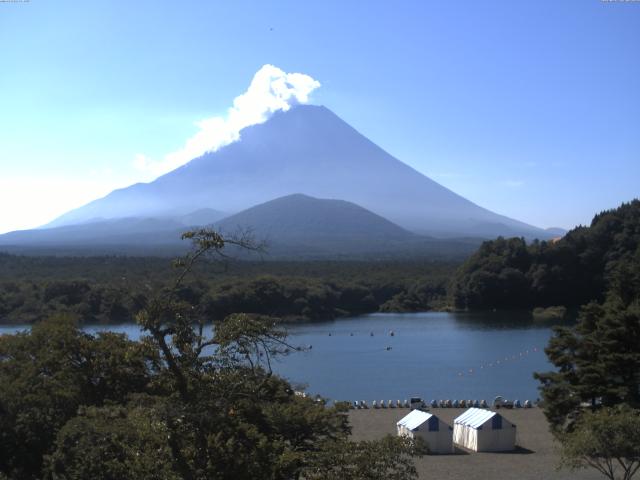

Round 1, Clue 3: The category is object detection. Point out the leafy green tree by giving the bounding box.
[536,231,640,479]
[535,280,640,432]
[45,405,179,480]
[302,435,422,480]
[0,315,153,479]
[559,406,640,480]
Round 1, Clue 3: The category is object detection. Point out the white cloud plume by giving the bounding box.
[134,65,321,178]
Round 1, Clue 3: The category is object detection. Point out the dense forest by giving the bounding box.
[0,255,454,325]
[450,200,640,310]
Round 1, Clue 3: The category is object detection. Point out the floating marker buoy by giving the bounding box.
[390,331,395,336]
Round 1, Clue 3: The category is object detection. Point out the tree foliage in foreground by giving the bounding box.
[535,246,640,432]
[535,237,640,479]
[559,406,640,480]
[0,230,422,480]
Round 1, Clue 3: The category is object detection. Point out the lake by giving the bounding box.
[0,311,561,404]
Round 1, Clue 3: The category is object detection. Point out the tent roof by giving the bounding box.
[454,408,498,429]
[397,410,433,431]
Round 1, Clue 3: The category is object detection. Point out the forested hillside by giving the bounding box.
[0,256,454,324]
[451,200,640,309]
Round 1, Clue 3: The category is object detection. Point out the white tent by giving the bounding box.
[453,408,516,452]
[397,410,453,454]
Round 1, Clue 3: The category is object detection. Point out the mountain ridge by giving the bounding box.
[45,104,551,240]
[0,194,481,259]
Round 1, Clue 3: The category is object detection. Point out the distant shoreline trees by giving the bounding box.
[451,200,640,311]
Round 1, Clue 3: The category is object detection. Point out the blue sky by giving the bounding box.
[0,0,638,233]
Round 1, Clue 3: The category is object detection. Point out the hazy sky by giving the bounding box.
[1,0,639,234]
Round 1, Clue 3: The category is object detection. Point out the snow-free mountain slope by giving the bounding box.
[216,193,414,241]
[47,105,550,239]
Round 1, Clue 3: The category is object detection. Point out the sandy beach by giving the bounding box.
[349,407,602,480]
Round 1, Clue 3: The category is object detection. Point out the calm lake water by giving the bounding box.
[0,312,561,403]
